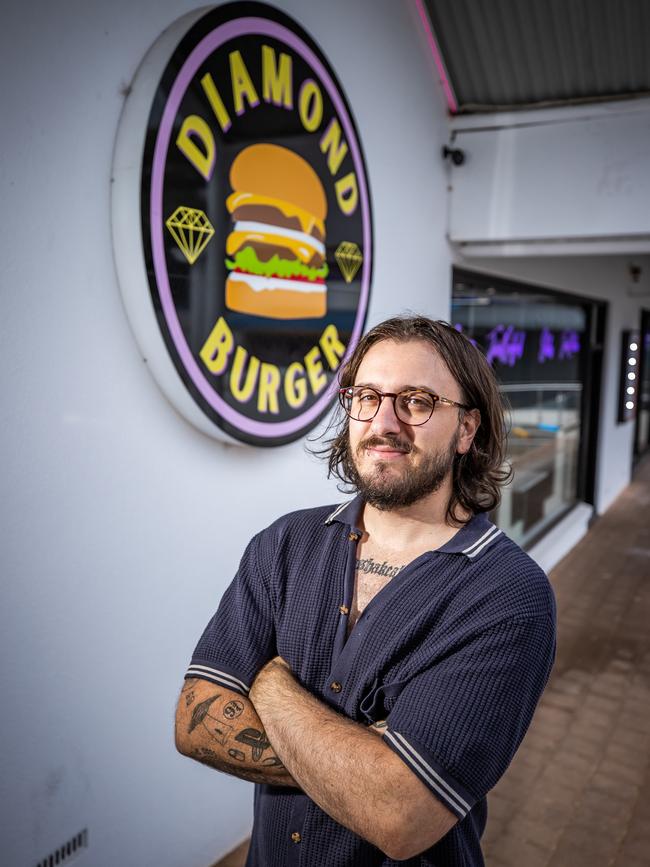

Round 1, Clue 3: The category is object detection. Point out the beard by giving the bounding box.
[349,431,459,511]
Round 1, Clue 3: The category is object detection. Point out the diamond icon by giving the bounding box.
[335,241,363,283]
[166,206,215,265]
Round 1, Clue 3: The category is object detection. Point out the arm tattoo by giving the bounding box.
[223,699,244,719]
[181,678,198,706]
[181,684,293,785]
[262,756,285,768]
[188,693,221,733]
[193,747,222,764]
[235,727,271,762]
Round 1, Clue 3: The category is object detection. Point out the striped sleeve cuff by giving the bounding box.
[184,661,251,697]
[384,729,476,820]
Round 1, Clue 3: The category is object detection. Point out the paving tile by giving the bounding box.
[505,817,561,853]
[516,794,573,828]
[603,741,646,770]
[609,726,650,751]
[486,793,519,823]
[546,840,613,867]
[485,833,549,867]
[617,712,650,735]
[582,694,622,716]
[578,789,635,823]
[617,837,650,862]
[595,759,646,788]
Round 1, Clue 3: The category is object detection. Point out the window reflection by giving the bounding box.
[452,275,587,547]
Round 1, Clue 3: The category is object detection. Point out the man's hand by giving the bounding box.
[250,658,457,860]
[175,677,298,787]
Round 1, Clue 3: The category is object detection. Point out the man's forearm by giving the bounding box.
[175,678,298,787]
[249,660,440,857]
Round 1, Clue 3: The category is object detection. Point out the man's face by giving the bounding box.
[348,339,473,510]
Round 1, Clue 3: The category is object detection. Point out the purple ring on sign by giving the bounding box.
[150,16,372,438]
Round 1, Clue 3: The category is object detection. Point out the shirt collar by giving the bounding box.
[437,511,502,559]
[324,496,364,534]
[325,499,501,560]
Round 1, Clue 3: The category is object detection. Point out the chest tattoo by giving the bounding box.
[355,557,404,579]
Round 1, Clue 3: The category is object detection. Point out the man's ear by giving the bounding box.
[457,409,480,455]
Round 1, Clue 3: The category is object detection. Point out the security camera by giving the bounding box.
[442,145,465,166]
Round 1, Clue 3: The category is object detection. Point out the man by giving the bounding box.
[176,317,556,866]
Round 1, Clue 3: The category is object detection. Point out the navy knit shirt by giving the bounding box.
[186,498,556,866]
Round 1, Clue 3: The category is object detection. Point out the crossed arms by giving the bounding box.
[175,658,456,860]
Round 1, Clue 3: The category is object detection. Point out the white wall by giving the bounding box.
[454,252,650,513]
[448,100,650,250]
[0,2,452,866]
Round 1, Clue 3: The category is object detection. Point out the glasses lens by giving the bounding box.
[395,391,435,424]
[349,387,381,420]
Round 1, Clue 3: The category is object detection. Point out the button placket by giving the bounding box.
[286,793,308,865]
[328,524,362,696]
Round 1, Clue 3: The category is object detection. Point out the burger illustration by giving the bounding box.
[224,143,328,319]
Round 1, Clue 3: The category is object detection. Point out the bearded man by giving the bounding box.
[175,316,556,867]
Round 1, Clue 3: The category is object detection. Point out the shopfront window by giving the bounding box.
[452,270,596,548]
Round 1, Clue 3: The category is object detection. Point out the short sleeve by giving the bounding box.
[384,616,555,820]
[185,533,276,697]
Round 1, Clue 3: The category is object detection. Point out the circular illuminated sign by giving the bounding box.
[112,2,372,445]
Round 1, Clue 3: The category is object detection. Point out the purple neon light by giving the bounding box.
[150,17,372,438]
[414,0,458,114]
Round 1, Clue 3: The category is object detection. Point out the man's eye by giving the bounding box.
[403,394,433,408]
[358,392,379,403]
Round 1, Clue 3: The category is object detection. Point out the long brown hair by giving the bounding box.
[317,316,512,524]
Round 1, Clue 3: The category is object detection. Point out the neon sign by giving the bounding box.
[485,325,526,367]
[454,324,582,367]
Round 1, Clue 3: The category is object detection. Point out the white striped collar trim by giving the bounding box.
[185,664,250,695]
[324,501,351,525]
[461,525,502,558]
[385,730,470,817]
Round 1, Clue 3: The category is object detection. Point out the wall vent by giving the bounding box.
[35,829,88,867]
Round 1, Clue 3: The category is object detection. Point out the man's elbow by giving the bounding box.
[378,808,455,860]
[381,832,440,862]
[382,837,430,862]
[174,709,192,757]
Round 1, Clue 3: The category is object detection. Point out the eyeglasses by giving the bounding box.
[338,386,470,426]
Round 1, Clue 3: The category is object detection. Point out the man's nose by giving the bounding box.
[369,395,403,434]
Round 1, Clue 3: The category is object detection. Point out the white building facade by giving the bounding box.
[1,2,648,865]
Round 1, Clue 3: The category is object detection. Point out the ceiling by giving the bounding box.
[423,0,650,113]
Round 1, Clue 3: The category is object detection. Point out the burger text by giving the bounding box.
[200,317,347,413]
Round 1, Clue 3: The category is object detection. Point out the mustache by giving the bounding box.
[357,434,413,456]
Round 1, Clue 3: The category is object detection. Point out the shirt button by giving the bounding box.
[348,532,359,541]
[339,605,349,615]
[291,832,302,843]
[330,681,342,693]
